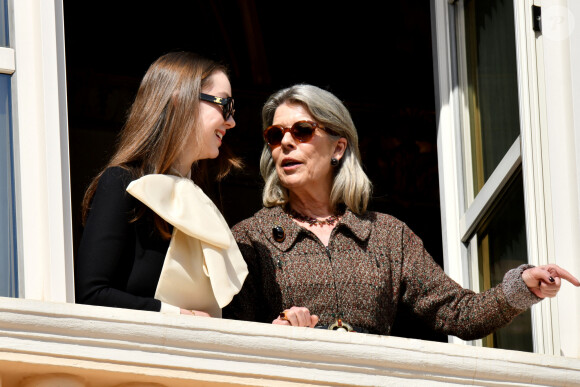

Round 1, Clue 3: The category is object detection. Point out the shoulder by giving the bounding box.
[82,167,140,233]
[232,207,278,235]
[99,166,135,187]
[372,211,407,231]
[94,166,138,197]
[351,210,415,246]
[368,212,427,256]
[350,210,407,233]
[89,166,139,211]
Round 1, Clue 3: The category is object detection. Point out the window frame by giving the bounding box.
[431,0,557,353]
[10,0,74,302]
[0,47,14,73]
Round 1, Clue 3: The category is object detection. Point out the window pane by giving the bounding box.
[0,73,16,297]
[477,171,532,351]
[464,0,521,194]
[0,0,8,47]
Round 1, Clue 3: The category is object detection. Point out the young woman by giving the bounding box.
[75,52,248,317]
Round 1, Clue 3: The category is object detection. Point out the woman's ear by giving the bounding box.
[333,138,348,161]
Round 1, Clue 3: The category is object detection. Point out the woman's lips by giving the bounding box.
[281,158,302,169]
[215,130,225,144]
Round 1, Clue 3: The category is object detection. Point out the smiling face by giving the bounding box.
[270,102,347,200]
[174,70,235,175]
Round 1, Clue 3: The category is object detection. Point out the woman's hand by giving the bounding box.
[522,264,580,298]
[273,306,319,328]
[180,308,211,317]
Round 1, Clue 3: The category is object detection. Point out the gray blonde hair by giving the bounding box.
[260,84,372,214]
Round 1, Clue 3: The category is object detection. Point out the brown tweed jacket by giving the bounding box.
[224,206,540,339]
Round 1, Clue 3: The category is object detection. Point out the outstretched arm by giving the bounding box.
[398,225,579,340]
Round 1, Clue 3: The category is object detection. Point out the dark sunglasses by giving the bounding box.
[263,120,338,148]
[200,93,235,120]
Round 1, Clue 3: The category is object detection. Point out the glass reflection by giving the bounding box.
[0,0,8,47]
[477,171,532,351]
[464,0,521,194]
[0,73,16,297]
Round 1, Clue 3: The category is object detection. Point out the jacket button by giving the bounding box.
[272,226,285,242]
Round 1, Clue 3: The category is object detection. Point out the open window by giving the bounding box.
[456,0,531,351]
[64,0,445,342]
[432,0,563,353]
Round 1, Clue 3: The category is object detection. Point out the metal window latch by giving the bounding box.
[532,5,542,32]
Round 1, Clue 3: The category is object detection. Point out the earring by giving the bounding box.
[331,158,339,166]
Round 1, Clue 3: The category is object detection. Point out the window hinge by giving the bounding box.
[532,5,542,32]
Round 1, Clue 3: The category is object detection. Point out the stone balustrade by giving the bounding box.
[1,297,579,386]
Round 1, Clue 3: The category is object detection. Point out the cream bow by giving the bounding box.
[126,174,248,317]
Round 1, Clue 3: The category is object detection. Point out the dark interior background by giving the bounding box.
[64,0,444,342]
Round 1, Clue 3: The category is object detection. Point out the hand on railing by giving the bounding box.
[273,306,319,327]
[180,308,211,317]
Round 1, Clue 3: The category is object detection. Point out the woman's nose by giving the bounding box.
[224,115,236,129]
[280,131,296,148]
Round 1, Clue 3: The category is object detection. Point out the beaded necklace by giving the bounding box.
[286,208,342,227]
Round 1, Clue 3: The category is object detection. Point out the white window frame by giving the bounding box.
[431,0,558,353]
[512,0,558,354]
[536,0,580,358]
[0,47,14,74]
[10,0,73,302]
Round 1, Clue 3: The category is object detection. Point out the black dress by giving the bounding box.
[75,167,170,311]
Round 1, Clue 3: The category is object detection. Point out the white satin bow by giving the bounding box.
[126,174,248,317]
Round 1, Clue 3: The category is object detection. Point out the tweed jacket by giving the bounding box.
[224,206,540,339]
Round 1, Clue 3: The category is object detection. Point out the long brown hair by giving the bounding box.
[81,52,240,238]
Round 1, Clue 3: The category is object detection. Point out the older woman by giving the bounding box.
[224,84,579,338]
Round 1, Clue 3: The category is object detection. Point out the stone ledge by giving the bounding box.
[0,297,579,386]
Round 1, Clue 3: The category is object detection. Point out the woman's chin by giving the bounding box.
[200,149,220,161]
[278,177,308,191]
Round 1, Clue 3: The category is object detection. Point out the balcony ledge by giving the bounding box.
[0,297,579,386]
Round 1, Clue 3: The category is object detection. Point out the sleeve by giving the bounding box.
[222,222,268,322]
[75,167,163,312]
[398,224,541,340]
